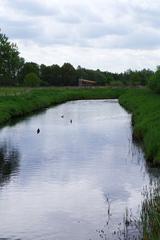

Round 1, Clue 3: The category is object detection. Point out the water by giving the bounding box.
[0,100,156,240]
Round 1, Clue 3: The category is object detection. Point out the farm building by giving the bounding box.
[79,79,96,87]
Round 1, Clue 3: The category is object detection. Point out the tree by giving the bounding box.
[130,71,141,86]
[94,70,107,85]
[105,73,114,85]
[40,64,62,86]
[148,68,160,93]
[139,69,154,86]
[76,65,89,80]
[24,72,40,87]
[0,31,24,85]
[18,62,39,85]
[61,63,77,86]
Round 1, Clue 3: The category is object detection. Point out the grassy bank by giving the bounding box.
[0,87,125,125]
[118,88,160,239]
[119,88,160,166]
[0,87,160,166]
[140,182,160,240]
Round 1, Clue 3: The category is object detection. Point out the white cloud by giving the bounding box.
[16,40,158,72]
[0,0,160,72]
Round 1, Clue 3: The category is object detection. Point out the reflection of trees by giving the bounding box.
[0,144,19,186]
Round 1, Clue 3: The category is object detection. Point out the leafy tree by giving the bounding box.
[105,73,114,85]
[94,70,107,85]
[50,64,61,85]
[18,62,39,85]
[61,63,77,86]
[40,64,61,86]
[148,68,160,93]
[140,69,154,86]
[131,71,142,86]
[40,64,49,86]
[76,65,89,80]
[0,31,24,85]
[24,72,40,87]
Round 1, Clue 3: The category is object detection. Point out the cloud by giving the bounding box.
[1,0,160,71]
[16,40,159,72]
[0,16,39,40]
[6,0,58,16]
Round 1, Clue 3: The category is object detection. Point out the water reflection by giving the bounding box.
[0,143,19,186]
[0,100,158,240]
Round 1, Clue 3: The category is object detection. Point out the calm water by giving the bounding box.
[0,100,156,240]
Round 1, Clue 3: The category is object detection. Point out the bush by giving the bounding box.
[148,70,160,93]
[24,72,40,87]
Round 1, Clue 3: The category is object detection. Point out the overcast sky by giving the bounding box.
[1,0,160,72]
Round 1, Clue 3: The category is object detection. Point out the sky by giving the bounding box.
[0,0,160,72]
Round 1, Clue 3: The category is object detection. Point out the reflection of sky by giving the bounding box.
[0,100,153,240]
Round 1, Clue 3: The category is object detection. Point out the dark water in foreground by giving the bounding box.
[0,100,157,240]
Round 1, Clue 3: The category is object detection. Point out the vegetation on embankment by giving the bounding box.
[1,86,160,167]
[0,87,125,125]
[119,88,160,166]
[118,88,160,240]
[140,182,160,240]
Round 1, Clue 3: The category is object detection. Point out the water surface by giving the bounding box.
[0,100,155,239]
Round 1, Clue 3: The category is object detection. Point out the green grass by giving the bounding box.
[0,87,32,96]
[118,88,160,239]
[140,183,160,240]
[119,88,160,166]
[0,87,125,124]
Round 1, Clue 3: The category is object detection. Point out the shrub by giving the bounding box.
[148,70,160,93]
[24,72,40,87]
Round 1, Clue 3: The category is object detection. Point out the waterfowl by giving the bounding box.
[37,128,40,134]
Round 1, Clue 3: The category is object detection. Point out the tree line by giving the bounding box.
[0,30,158,90]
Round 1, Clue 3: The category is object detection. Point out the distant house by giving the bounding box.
[79,79,96,87]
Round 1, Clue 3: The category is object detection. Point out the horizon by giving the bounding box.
[0,0,160,73]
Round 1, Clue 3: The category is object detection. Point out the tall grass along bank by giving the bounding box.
[0,87,125,125]
[0,87,160,166]
[119,88,160,166]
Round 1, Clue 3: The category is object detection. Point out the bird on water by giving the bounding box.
[70,120,72,123]
[37,128,40,134]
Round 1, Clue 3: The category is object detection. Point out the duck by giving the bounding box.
[37,128,40,134]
